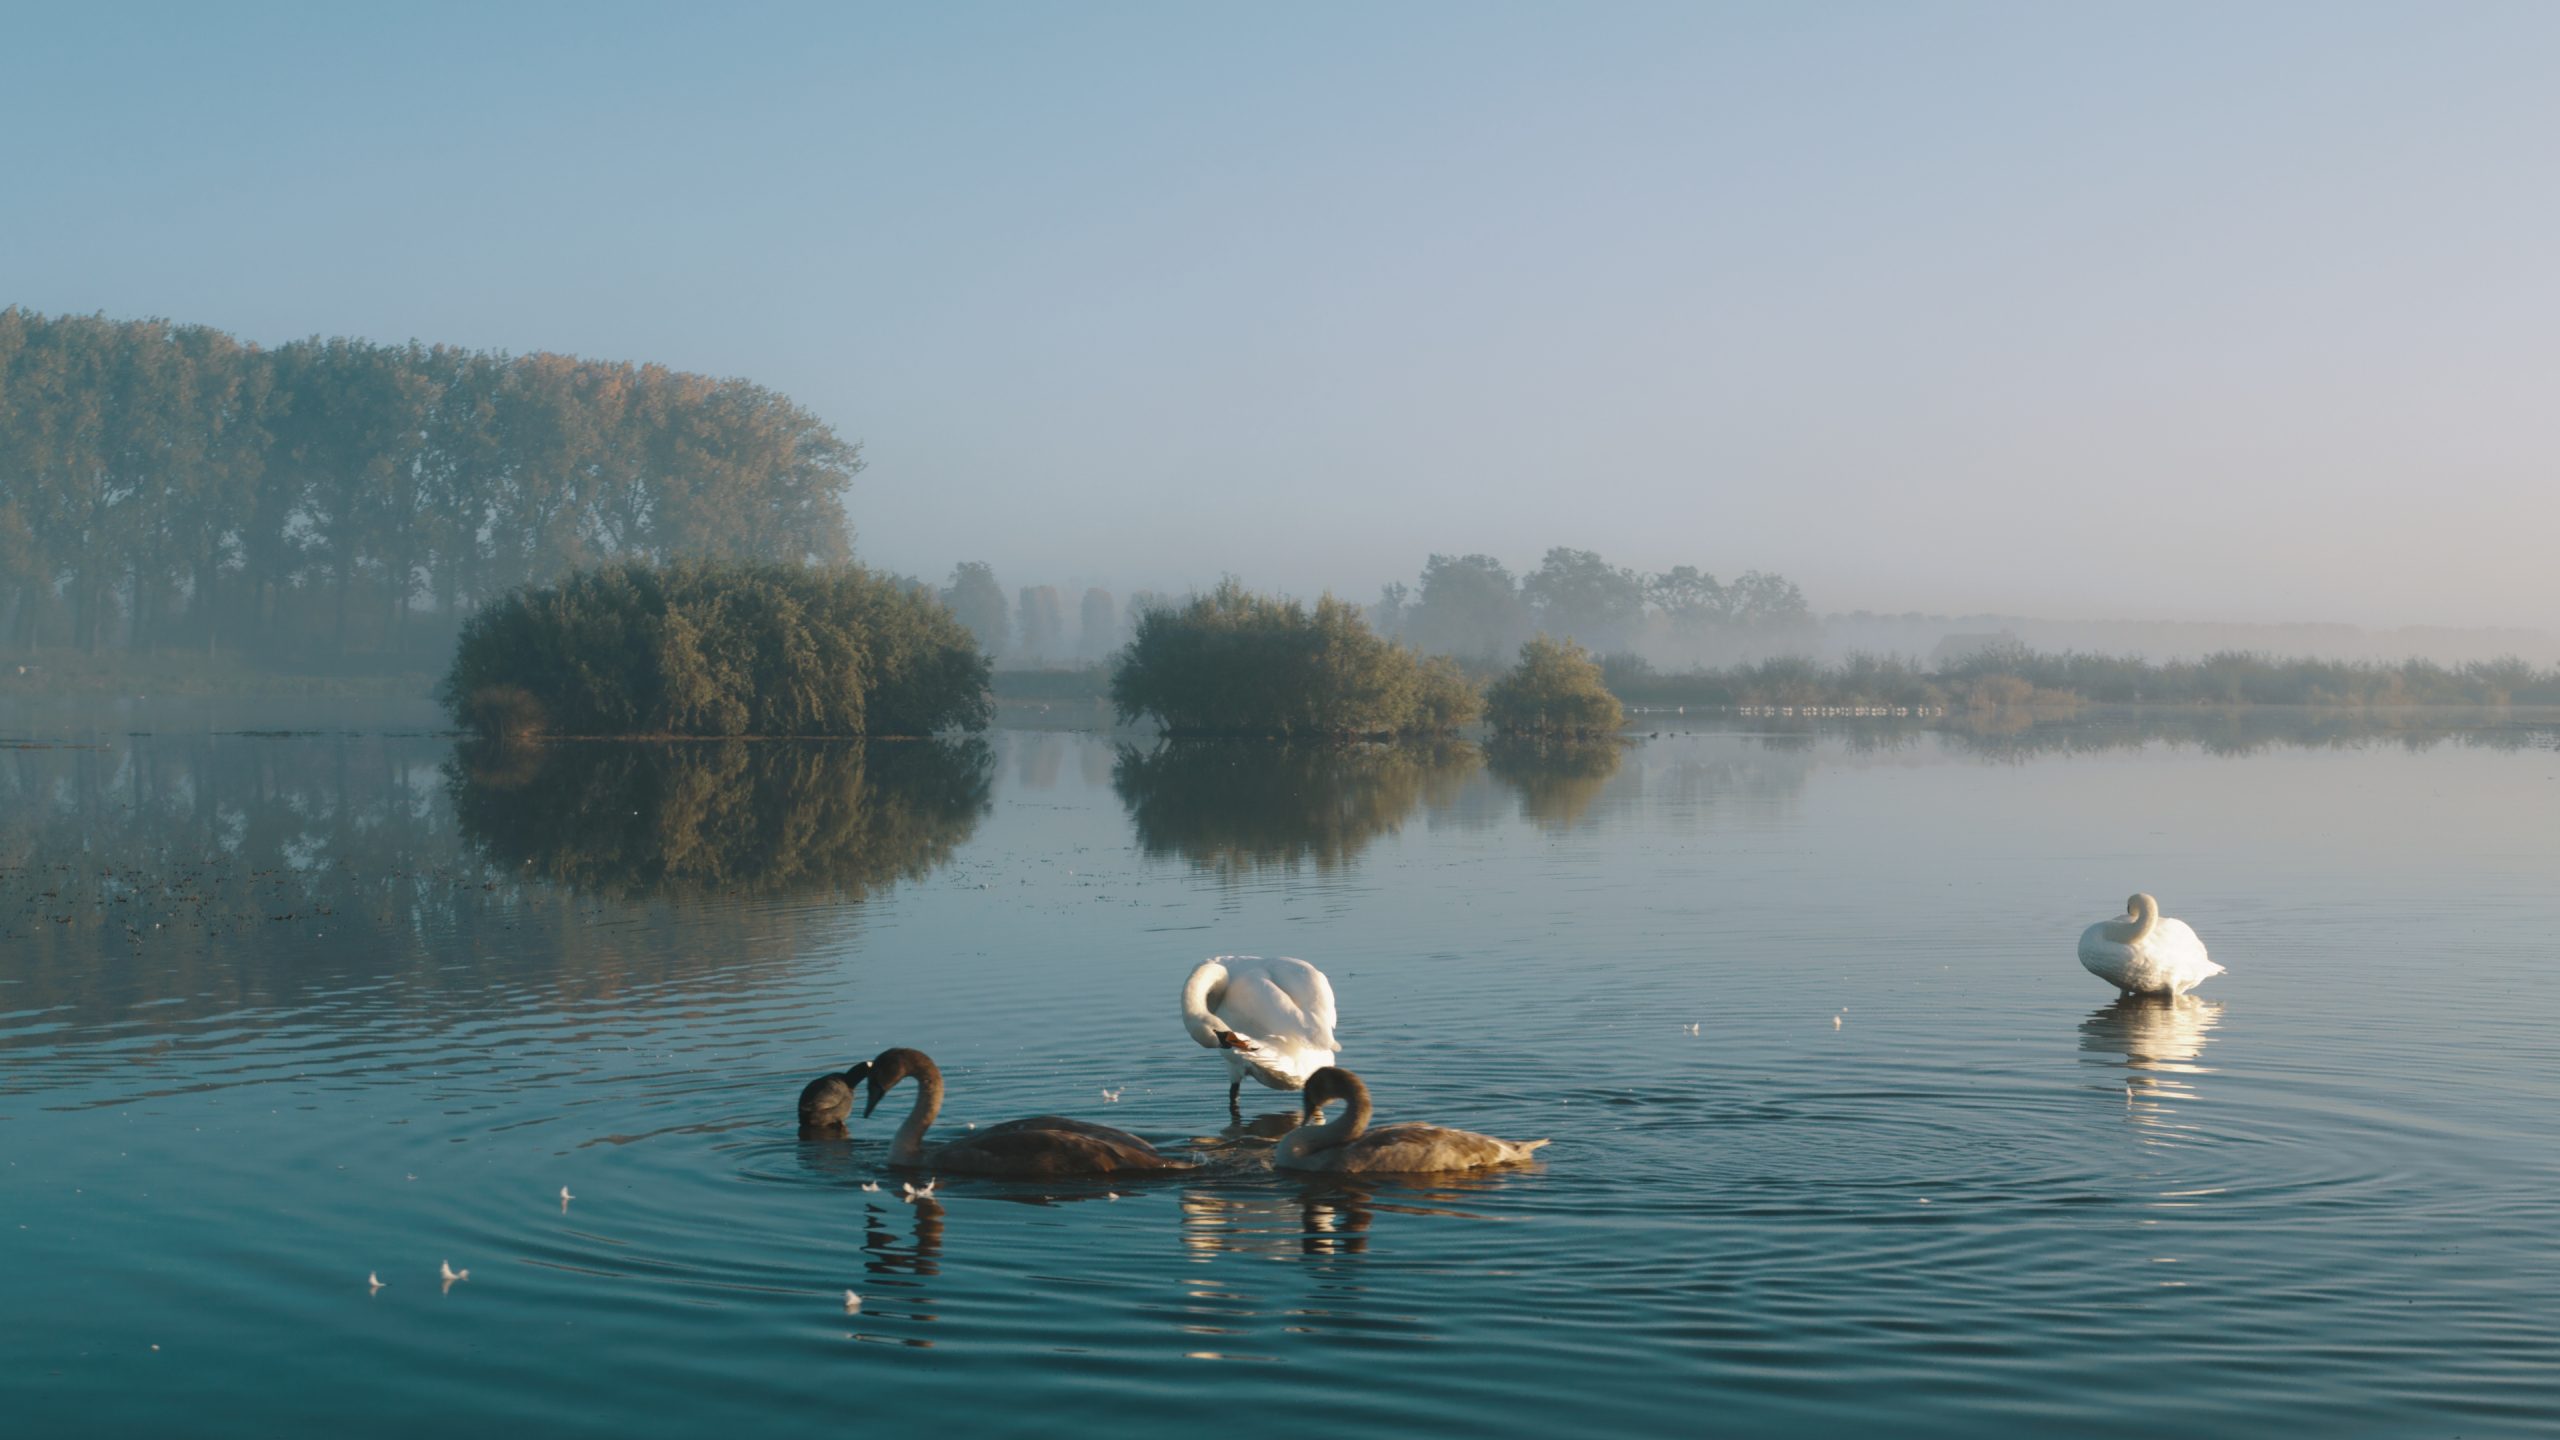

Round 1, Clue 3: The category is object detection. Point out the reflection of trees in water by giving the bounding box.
[0,733,986,1062]
[1483,739,1625,828]
[1115,736,1821,859]
[1114,741,1481,874]
[0,735,673,1046]
[1013,733,1066,791]
[448,739,991,900]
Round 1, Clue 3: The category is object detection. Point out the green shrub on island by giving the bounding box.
[1109,581,1482,737]
[1484,635,1625,737]
[441,560,990,738]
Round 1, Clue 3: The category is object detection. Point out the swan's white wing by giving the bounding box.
[1216,956,1339,1054]
[2075,921,2116,967]
[2155,918,2223,976]
[2077,921,2132,985]
[1263,956,1339,1051]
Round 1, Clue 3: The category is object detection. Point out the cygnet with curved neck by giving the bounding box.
[862,1047,1195,1178]
[797,1059,873,1130]
[1274,1067,1548,1174]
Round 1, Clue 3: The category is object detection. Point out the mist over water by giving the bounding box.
[6,706,2556,1436]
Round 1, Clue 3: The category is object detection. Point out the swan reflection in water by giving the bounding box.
[2080,994,2225,1138]
[1208,1107,1305,1148]
[788,1138,945,1342]
[847,1194,946,1348]
[1179,1172,1520,1260]
[864,1194,945,1279]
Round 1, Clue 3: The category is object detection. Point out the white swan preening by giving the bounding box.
[1274,1067,1548,1174]
[862,1046,1194,1178]
[1181,955,1339,1110]
[2078,892,2224,997]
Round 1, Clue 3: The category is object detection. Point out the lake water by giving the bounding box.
[5,703,2558,1436]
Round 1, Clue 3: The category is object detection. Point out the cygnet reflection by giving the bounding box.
[863,1194,944,1282]
[1181,1184,1376,1259]
[1178,1173,1517,1260]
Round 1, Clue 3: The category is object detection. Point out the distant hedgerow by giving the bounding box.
[440,560,990,737]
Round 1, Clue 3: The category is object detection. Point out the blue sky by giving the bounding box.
[5,2,2555,625]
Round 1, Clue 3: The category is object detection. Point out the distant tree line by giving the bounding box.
[937,561,1139,666]
[945,547,1812,672]
[0,308,857,660]
[1372,548,1814,665]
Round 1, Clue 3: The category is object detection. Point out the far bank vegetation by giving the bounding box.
[1109,581,1479,738]
[441,560,990,739]
[1605,642,2560,712]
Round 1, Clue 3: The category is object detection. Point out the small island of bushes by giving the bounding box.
[442,560,991,739]
[1484,635,1625,738]
[1109,581,1640,740]
[1110,581,1481,738]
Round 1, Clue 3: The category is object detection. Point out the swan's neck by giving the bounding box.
[2128,895,2159,943]
[2104,896,2161,946]
[1298,1090,1371,1153]
[888,1068,941,1165]
[1180,961,1229,1048]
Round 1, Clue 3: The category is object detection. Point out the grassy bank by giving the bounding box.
[1604,649,2560,711]
[0,650,436,699]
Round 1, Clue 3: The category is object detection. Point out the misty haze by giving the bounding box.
[5,6,2557,1440]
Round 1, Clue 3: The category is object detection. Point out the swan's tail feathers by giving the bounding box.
[1517,1138,1552,1155]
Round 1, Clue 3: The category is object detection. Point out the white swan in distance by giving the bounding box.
[2079,893,2224,996]
[1274,1067,1549,1174]
[1180,956,1339,1111]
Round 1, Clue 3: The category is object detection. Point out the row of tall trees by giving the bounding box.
[944,550,1811,672]
[1371,548,1814,665]
[0,308,857,659]
[939,561,1146,664]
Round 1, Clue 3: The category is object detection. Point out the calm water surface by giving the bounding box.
[4,703,2557,1436]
